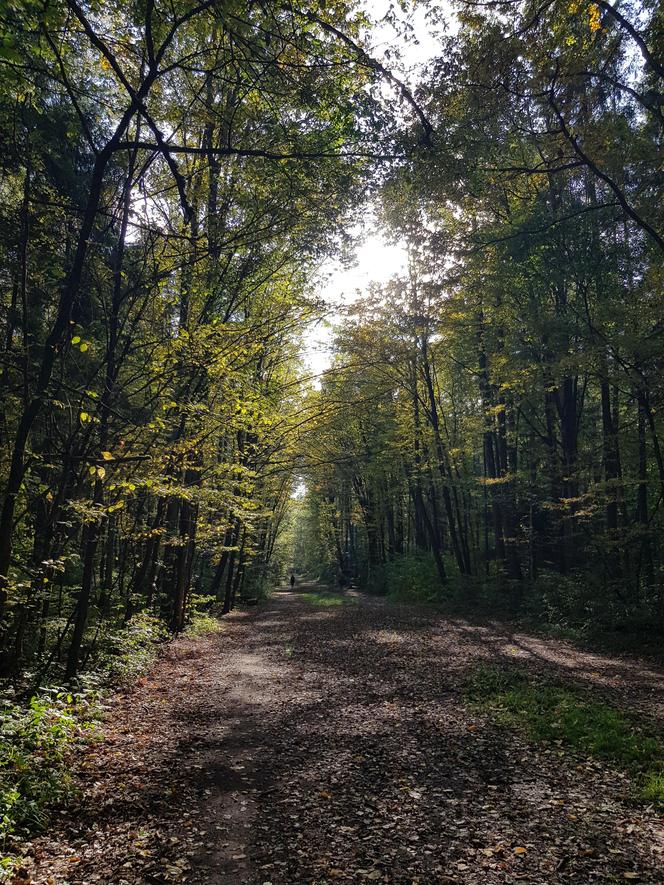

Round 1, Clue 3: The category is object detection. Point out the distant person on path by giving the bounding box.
[290,573,295,589]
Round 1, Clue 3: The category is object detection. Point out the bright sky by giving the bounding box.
[303,228,409,378]
[302,1,451,379]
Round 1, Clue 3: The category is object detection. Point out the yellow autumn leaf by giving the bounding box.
[101,451,114,460]
[71,335,81,344]
[514,846,527,855]
[79,342,89,352]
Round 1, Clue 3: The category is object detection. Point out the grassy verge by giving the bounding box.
[300,590,358,607]
[465,665,664,806]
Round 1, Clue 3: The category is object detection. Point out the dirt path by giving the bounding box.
[20,587,664,884]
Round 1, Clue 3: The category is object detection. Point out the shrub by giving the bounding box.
[0,690,97,847]
[370,553,444,602]
[94,613,168,683]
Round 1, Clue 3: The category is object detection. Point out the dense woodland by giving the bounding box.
[294,0,664,632]
[0,0,662,691]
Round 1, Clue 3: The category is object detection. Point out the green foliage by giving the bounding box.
[0,601,223,857]
[94,614,168,684]
[0,0,393,684]
[372,554,443,602]
[523,574,664,657]
[0,690,97,847]
[466,666,664,806]
[184,612,223,637]
[526,571,658,632]
[643,771,664,805]
[528,571,605,628]
[0,608,181,854]
[290,493,340,583]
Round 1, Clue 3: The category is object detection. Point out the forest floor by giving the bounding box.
[13,585,664,884]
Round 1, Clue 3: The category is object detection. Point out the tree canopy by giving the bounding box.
[0,0,663,686]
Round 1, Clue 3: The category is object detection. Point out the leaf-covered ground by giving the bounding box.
[14,587,664,884]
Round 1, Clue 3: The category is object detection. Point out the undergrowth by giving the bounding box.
[185,611,224,636]
[0,689,98,863]
[0,606,223,870]
[368,553,442,602]
[94,612,168,683]
[466,665,664,806]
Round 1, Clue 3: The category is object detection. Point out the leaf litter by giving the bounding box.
[10,588,664,884]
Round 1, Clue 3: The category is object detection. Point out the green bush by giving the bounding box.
[185,611,223,636]
[94,612,168,683]
[370,553,443,602]
[0,600,228,869]
[0,690,97,847]
[0,613,167,862]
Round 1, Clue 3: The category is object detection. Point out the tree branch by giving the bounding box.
[598,1,664,81]
[292,7,434,145]
[549,92,664,252]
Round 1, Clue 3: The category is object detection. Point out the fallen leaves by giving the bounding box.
[12,593,664,885]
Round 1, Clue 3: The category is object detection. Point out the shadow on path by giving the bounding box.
[25,586,664,885]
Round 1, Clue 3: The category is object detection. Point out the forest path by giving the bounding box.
[25,587,664,884]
